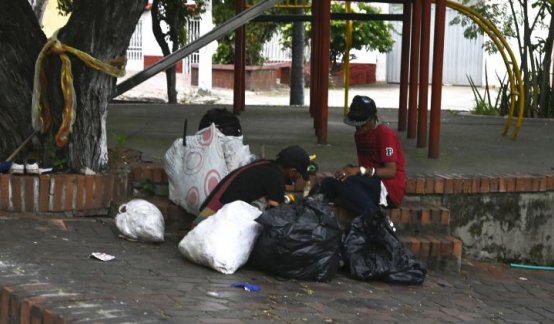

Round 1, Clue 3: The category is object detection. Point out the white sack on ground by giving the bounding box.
[164,124,254,215]
[115,199,165,242]
[178,201,262,274]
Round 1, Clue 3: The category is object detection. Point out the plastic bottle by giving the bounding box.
[303,180,311,198]
[284,194,296,204]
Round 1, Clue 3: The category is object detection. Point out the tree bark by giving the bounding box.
[0,0,46,160]
[538,5,554,117]
[290,3,305,106]
[48,0,147,171]
[167,37,179,104]
[151,0,178,104]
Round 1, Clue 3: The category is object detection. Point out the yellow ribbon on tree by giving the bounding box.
[32,31,126,147]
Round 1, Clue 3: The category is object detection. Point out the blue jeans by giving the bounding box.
[318,175,383,216]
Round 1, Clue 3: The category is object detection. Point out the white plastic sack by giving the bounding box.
[164,124,255,215]
[115,199,165,242]
[220,134,256,171]
[178,201,262,274]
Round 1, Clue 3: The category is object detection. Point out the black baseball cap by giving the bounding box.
[276,145,310,180]
[344,95,377,127]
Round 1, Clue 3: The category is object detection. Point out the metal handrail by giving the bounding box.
[114,0,283,98]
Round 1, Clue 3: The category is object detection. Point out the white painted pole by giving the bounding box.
[198,0,215,92]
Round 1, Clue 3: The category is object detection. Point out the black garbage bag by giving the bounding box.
[249,197,342,281]
[341,209,427,285]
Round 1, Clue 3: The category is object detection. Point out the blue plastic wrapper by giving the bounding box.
[230,282,261,292]
[0,161,12,173]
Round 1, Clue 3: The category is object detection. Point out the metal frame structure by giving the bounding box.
[114,0,282,96]
[120,0,524,159]
[235,0,447,158]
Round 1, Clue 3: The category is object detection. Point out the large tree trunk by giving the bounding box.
[151,0,178,104]
[538,5,554,117]
[165,66,178,104]
[49,0,147,171]
[166,40,179,104]
[0,0,46,160]
[0,0,146,170]
[289,3,305,106]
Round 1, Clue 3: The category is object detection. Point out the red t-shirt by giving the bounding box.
[354,124,406,206]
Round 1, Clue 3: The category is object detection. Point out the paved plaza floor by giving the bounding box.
[1,74,553,322]
[1,213,554,323]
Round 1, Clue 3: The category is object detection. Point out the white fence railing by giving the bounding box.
[126,16,296,73]
[127,19,143,62]
[183,17,201,74]
[263,33,292,63]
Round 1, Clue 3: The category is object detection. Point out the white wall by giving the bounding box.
[482,4,551,87]
[348,3,389,82]
[141,11,164,57]
[386,4,484,86]
[40,0,69,37]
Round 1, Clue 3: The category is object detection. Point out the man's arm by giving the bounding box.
[374,161,396,179]
[336,162,396,181]
[267,200,280,207]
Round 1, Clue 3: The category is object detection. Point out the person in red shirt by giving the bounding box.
[319,95,406,215]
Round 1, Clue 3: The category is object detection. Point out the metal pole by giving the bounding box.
[233,0,247,113]
[417,0,431,147]
[407,0,422,139]
[429,0,446,158]
[398,1,412,132]
[310,0,320,126]
[316,0,331,144]
[344,1,353,114]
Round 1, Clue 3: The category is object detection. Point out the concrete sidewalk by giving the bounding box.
[112,71,553,176]
[2,213,554,323]
[106,103,554,176]
[115,71,483,111]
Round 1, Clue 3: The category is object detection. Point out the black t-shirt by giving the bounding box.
[200,160,286,210]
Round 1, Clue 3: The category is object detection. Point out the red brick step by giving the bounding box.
[399,234,462,273]
[387,200,450,235]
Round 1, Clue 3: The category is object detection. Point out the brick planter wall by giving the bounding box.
[191,64,280,91]
[278,63,376,87]
[404,173,554,265]
[2,164,553,266]
[0,173,131,216]
[3,167,553,214]
[330,63,377,87]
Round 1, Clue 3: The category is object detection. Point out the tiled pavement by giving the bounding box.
[3,84,554,322]
[1,213,554,323]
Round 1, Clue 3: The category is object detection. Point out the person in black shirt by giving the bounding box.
[192,145,310,227]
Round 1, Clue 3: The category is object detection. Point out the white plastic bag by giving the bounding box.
[220,134,256,171]
[178,201,262,274]
[164,124,255,215]
[115,199,165,242]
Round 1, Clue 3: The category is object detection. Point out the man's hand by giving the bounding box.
[334,165,359,181]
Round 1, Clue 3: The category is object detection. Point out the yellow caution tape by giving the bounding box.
[32,30,126,147]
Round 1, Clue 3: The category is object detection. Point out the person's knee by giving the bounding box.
[316,177,341,199]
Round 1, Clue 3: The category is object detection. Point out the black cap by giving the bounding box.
[276,145,310,180]
[344,95,377,127]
